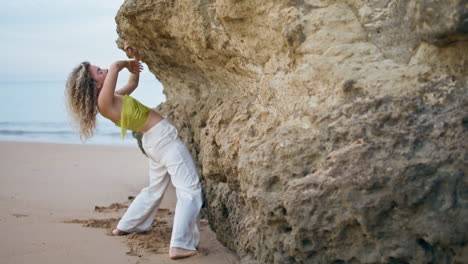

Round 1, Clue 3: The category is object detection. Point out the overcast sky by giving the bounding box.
[1,0,155,82]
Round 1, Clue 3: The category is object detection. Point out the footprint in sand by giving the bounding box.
[198,247,210,256]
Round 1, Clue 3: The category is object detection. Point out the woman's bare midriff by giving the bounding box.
[139,110,164,133]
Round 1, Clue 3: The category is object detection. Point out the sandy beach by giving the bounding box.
[0,141,238,264]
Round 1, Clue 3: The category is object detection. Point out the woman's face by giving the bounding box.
[89,65,108,91]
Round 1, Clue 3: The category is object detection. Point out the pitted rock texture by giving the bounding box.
[116,0,468,263]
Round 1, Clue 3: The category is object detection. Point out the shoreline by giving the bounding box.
[0,141,238,263]
[0,139,137,148]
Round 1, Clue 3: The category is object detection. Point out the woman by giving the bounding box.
[65,42,202,260]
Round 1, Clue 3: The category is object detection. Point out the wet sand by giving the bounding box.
[0,141,238,264]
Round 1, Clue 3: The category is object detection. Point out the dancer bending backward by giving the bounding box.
[65,42,202,260]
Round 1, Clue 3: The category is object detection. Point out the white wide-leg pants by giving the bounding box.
[116,118,203,251]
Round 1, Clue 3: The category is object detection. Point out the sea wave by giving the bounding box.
[0,121,135,146]
[0,129,75,135]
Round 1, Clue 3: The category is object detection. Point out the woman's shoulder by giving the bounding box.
[97,94,124,122]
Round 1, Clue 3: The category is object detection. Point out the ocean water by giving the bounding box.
[0,79,165,146]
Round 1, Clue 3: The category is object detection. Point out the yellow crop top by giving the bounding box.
[114,95,151,139]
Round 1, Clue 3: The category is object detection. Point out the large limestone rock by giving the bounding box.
[116,0,468,263]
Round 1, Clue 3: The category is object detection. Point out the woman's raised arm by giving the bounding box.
[115,60,143,96]
[98,60,140,119]
[115,41,143,96]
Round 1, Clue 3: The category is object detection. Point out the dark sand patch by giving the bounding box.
[94,203,128,213]
[65,202,173,255]
[11,214,29,218]
[93,196,135,213]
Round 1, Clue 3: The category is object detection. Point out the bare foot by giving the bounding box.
[169,247,198,260]
[111,228,128,236]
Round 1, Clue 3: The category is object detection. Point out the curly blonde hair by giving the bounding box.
[65,62,98,140]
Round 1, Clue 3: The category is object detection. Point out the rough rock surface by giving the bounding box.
[116,0,468,263]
